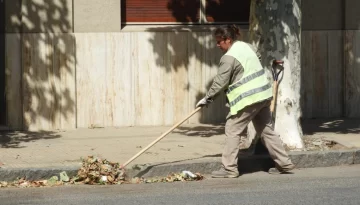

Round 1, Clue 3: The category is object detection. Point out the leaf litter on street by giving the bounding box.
[0,156,204,188]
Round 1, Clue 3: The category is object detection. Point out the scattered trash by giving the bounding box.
[0,156,205,188]
[143,172,204,183]
[99,176,108,183]
[48,176,60,186]
[59,171,70,182]
[181,170,197,178]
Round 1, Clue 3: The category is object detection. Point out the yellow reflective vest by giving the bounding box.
[225,41,273,115]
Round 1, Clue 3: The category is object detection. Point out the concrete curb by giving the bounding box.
[1,149,359,181]
[0,167,80,182]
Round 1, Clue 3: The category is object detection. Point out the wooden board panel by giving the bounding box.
[327,31,343,117]
[133,32,168,125]
[22,34,76,131]
[301,31,314,118]
[187,31,205,124]
[22,34,58,131]
[76,33,138,127]
[301,30,346,119]
[311,31,329,118]
[200,32,227,123]
[345,30,360,117]
[166,32,191,124]
[106,33,135,126]
[5,34,23,129]
[54,34,76,129]
[75,33,107,128]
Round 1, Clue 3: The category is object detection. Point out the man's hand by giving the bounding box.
[196,97,213,108]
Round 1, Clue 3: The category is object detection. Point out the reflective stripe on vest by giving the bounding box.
[225,41,273,115]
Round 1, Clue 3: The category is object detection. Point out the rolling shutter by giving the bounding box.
[121,0,250,24]
[122,0,201,23]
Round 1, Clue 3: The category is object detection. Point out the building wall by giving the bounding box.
[4,0,231,131]
[302,0,343,31]
[73,0,121,32]
[4,0,360,131]
[300,0,360,119]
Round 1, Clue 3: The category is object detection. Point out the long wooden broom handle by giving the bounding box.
[122,106,203,168]
[270,80,279,114]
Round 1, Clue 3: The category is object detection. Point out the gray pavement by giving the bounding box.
[1,165,360,205]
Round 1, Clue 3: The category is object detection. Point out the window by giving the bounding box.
[121,0,251,25]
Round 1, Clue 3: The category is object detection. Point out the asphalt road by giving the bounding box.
[1,165,360,205]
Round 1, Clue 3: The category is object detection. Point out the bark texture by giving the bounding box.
[248,0,304,150]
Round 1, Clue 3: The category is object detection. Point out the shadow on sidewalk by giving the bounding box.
[0,131,61,148]
[173,125,225,138]
[133,152,274,178]
[302,118,360,135]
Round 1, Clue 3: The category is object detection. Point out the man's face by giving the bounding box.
[216,37,232,52]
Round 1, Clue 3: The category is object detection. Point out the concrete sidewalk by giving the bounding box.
[1,121,360,181]
[1,124,226,169]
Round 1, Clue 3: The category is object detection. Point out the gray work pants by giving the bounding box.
[222,99,293,173]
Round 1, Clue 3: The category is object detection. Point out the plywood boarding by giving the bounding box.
[301,31,343,118]
[199,33,227,123]
[5,34,23,129]
[76,33,110,128]
[134,32,169,125]
[345,30,360,117]
[301,31,313,118]
[167,32,191,124]
[105,33,136,126]
[187,32,206,124]
[327,31,343,117]
[311,31,329,117]
[54,34,76,129]
[74,31,229,127]
[76,33,141,128]
[22,34,76,131]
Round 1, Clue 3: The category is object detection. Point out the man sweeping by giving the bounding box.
[196,25,295,178]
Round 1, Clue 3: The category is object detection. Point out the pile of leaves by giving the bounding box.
[0,173,69,188]
[72,156,126,185]
[0,156,204,188]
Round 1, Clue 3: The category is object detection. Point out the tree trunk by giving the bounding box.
[248,0,304,150]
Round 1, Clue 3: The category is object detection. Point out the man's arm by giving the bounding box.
[205,56,234,100]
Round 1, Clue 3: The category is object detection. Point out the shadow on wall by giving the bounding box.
[5,0,75,131]
[144,0,252,125]
[142,0,303,149]
[143,0,301,126]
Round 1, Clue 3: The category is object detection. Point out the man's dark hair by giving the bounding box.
[214,24,242,41]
